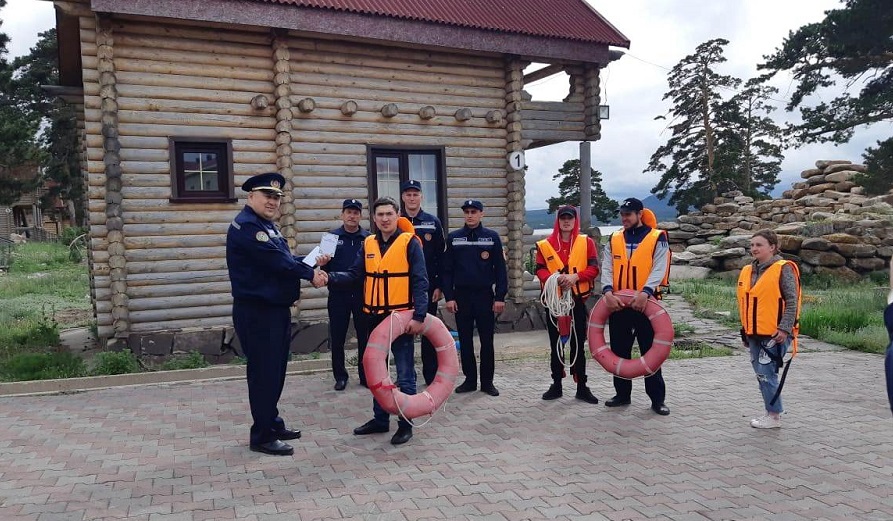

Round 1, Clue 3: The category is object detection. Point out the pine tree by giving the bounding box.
[545,159,619,223]
[716,78,785,198]
[0,0,42,206]
[645,39,741,213]
[760,0,893,194]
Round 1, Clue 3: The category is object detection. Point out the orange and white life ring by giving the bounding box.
[364,310,459,420]
[587,289,674,379]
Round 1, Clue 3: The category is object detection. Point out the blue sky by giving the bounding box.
[4,0,890,209]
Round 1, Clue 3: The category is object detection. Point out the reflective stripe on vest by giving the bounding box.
[737,260,802,338]
[610,229,661,292]
[536,235,592,298]
[363,232,413,314]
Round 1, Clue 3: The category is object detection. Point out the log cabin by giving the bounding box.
[47,0,629,355]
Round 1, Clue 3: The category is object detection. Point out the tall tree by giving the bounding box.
[760,0,893,194]
[546,159,619,223]
[0,0,42,206]
[645,38,741,213]
[716,78,785,198]
[12,29,84,223]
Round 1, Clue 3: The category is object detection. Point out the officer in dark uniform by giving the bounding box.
[442,199,508,396]
[226,172,325,456]
[400,179,445,385]
[321,199,371,390]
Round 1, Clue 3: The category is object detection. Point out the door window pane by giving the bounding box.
[376,156,400,203]
[408,153,438,218]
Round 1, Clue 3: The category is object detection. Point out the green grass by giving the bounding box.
[678,276,889,354]
[160,352,209,371]
[0,350,87,381]
[90,350,141,376]
[670,340,734,359]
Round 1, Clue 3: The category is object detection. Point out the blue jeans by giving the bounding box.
[885,340,893,416]
[748,337,789,414]
[371,328,416,429]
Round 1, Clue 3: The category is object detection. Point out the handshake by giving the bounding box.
[312,270,328,288]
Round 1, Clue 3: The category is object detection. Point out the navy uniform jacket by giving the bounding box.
[321,225,370,295]
[327,231,429,322]
[226,206,316,306]
[442,224,509,302]
[402,209,445,292]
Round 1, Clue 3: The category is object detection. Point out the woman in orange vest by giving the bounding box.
[736,229,801,429]
[534,206,600,404]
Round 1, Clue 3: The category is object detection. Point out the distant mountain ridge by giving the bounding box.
[525,194,678,229]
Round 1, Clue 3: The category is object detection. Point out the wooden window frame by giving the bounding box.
[168,137,235,203]
[366,146,447,225]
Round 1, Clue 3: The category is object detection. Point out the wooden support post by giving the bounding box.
[504,57,528,301]
[580,141,592,232]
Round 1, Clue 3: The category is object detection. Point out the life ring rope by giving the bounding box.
[540,272,580,369]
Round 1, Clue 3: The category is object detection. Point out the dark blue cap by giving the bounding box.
[242,172,285,195]
[619,197,644,212]
[557,206,576,218]
[342,198,362,210]
[461,199,483,211]
[400,179,422,192]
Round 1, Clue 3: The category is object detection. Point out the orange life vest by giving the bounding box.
[737,260,802,341]
[536,235,593,298]
[610,229,665,294]
[363,231,414,314]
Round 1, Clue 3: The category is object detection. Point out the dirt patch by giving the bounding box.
[54,308,92,328]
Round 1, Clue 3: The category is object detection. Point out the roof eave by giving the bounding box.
[90,0,619,64]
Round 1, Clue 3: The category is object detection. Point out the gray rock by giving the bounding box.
[847,257,886,271]
[672,251,698,264]
[686,244,719,255]
[668,265,712,280]
[800,168,823,179]
[799,249,846,267]
[711,247,746,259]
[718,235,751,249]
[723,256,754,271]
[814,265,862,282]
[834,243,877,258]
[816,159,852,170]
[824,170,857,183]
[801,237,831,251]
[173,329,224,356]
[825,163,866,174]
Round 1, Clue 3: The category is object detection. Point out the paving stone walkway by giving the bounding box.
[2,297,889,520]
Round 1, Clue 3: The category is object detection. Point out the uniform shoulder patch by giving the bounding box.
[256,231,270,242]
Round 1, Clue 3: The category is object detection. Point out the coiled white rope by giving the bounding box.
[539,272,579,368]
[385,311,444,428]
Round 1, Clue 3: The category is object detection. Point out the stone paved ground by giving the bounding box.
[2,296,890,520]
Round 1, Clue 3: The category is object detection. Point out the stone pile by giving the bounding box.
[665,160,893,279]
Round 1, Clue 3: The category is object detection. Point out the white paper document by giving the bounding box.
[302,233,339,266]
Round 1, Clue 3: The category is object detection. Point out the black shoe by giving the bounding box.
[390,426,413,445]
[273,428,301,441]
[651,403,670,416]
[480,385,499,397]
[605,396,631,407]
[334,379,347,391]
[575,386,599,404]
[250,439,294,456]
[353,419,389,435]
[455,380,476,393]
[542,382,562,400]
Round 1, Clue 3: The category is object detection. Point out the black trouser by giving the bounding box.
[546,298,589,382]
[232,300,291,446]
[455,287,496,387]
[608,307,666,404]
[420,289,438,385]
[327,290,368,383]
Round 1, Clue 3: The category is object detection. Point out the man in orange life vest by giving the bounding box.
[325,197,428,446]
[600,197,671,415]
[535,206,600,404]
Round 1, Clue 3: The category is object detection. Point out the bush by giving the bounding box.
[161,351,209,371]
[90,350,141,376]
[59,226,87,246]
[0,350,86,381]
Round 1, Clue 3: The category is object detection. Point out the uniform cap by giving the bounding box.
[461,199,484,211]
[400,179,422,192]
[242,172,285,196]
[342,199,362,210]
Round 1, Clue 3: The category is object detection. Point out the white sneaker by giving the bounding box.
[750,415,781,429]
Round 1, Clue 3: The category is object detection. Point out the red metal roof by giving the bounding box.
[260,0,630,47]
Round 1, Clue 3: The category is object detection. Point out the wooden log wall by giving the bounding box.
[76,14,518,336]
[286,36,510,316]
[81,18,277,338]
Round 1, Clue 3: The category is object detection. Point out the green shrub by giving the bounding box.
[161,351,209,371]
[90,350,141,376]
[59,226,87,246]
[9,243,74,273]
[0,350,86,381]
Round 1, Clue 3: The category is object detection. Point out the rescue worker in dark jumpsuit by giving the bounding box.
[400,179,445,385]
[326,197,428,446]
[322,199,370,390]
[226,172,326,456]
[442,199,508,397]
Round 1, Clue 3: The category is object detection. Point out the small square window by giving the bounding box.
[169,138,235,203]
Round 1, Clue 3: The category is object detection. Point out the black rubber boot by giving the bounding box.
[542,380,562,400]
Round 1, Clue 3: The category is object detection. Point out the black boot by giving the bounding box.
[575,376,599,404]
[542,380,562,400]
